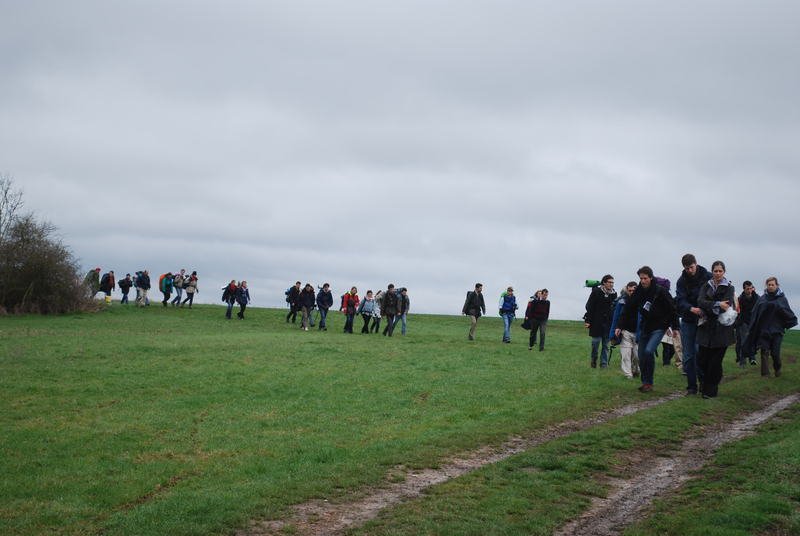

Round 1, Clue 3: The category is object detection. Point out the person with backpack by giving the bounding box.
[462,283,486,341]
[99,270,115,301]
[357,290,376,333]
[159,272,174,307]
[381,284,399,336]
[181,271,199,307]
[135,270,151,307]
[285,281,301,323]
[84,267,101,298]
[499,286,518,343]
[744,276,798,378]
[370,290,384,333]
[615,266,678,393]
[316,283,333,331]
[584,275,617,367]
[299,283,316,331]
[222,279,237,319]
[118,273,133,304]
[393,288,410,335]
[236,280,251,319]
[171,269,186,306]
[341,286,360,334]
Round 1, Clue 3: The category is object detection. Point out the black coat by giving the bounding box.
[743,290,798,352]
[316,289,333,310]
[697,280,735,348]
[463,290,486,317]
[584,286,617,337]
[299,289,316,309]
[619,283,678,335]
[676,265,712,323]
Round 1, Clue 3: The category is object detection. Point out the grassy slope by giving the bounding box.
[1,305,797,535]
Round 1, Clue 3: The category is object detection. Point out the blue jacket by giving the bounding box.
[676,265,711,323]
[499,294,517,315]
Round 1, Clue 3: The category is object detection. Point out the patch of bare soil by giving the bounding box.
[238,392,683,536]
[554,393,800,536]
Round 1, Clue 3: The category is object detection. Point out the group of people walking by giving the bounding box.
[586,254,796,399]
[84,268,199,308]
[461,283,552,349]
[285,282,411,336]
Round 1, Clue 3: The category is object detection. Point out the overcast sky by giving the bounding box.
[2,1,799,319]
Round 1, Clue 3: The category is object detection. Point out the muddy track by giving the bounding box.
[555,393,800,536]
[238,392,684,536]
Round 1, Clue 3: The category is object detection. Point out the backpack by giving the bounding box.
[100,273,110,289]
[654,276,671,292]
[285,287,292,303]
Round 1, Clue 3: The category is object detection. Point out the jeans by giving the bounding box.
[225,301,235,318]
[529,319,547,349]
[121,292,129,304]
[501,313,514,342]
[680,320,699,390]
[638,329,666,386]
[591,335,609,366]
[171,287,183,305]
[393,313,408,335]
[318,308,329,329]
[344,313,355,333]
[181,292,194,307]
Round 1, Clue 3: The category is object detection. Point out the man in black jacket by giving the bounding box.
[675,253,712,395]
[584,275,616,368]
[285,281,301,323]
[463,283,486,341]
[735,280,759,367]
[316,283,333,331]
[616,266,678,393]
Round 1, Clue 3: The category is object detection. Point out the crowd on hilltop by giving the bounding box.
[582,253,797,400]
[84,268,199,308]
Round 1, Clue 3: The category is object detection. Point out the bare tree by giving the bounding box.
[0,173,24,241]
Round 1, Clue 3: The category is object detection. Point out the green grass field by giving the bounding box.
[1,305,798,535]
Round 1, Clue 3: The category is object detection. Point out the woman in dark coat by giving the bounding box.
[696,260,736,399]
[744,276,798,377]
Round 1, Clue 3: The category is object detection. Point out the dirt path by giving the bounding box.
[238,392,683,536]
[555,393,800,536]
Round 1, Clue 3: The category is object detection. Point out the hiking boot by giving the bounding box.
[591,361,597,368]
[638,383,653,392]
[686,388,697,395]
[775,369,782,377]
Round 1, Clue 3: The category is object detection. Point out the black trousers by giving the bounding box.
[697,345,727,397]
[383,314,396,336]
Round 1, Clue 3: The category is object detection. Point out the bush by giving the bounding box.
[0,176,90,314]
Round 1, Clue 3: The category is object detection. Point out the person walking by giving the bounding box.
[370,290,383,333]
[609,281,640,379]
[135,270,151,307]
[358,290,376,333]
[222,280,237,319]
[160,272,174,307]
[236,281,251,319]
[676,254,712,395]
[744,276,798,378]
[462,283,486,341]
[118,273,133,304]
[171,269,186,306]
[584,275,616,367]
[616,267,678,393]
[735,280,759,367]
[341,287,360,334]
[696,261,736,398]
[286,281,301,324]
[382,284,399,336]
[526,289,550,351]
[499,286,518,343]
[299,283,316,331]
[393,288,410,335]
[99,270,115,302]
[181,271,198,307]
[316,283,333,331]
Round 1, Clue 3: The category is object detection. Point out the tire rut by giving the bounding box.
[238,392,683,536]
[555,393,800,536]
